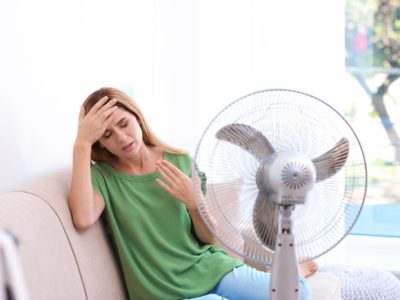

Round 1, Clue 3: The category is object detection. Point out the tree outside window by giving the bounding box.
[345,0,400,237]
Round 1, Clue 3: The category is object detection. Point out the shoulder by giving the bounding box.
[90,162,111,199]
[90,162,113,183]
[165,152,192,163]
[91,162,106,175]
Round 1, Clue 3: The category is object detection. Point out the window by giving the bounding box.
[345,0,400,238]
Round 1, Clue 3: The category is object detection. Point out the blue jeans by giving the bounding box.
[184,265,311,300]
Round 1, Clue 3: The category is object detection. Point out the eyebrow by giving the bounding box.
[117,118,127,126]
[103,118,128,135]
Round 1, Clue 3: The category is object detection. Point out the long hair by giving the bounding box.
[82,87,187,163]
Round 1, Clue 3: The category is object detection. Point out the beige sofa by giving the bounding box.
[0,169,341,300]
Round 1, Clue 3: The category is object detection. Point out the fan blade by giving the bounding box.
[312,137,349,182]
[216,124,275,161]
[252,192,279,250]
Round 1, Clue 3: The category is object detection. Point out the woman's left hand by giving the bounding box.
[155,160,197,210]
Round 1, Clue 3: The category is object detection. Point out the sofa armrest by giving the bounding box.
[0,169,127,300]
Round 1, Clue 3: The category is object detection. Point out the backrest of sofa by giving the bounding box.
[0,169,127,300]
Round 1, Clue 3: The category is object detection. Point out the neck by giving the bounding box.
[112,146,163,175]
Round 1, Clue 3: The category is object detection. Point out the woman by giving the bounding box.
[68,87,314,300]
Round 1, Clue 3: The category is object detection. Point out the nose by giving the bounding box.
[114,129,128,144]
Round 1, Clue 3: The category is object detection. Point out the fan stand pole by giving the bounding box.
[270,206,300,300]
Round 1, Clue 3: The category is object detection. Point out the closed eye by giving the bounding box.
[103,130,112,138]
[102,118,128,139]
[119,120,128,128]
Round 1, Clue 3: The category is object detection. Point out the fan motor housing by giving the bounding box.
[256,152,316,205]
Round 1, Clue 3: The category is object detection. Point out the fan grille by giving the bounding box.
[193,89,367,266]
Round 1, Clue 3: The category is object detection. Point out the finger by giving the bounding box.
[156,163,176,186]
[98,98,118,115]
[102,109,117,129]
[155,178,172,194]
[101,105,118,123]
[160,160,183,178]
[97,101,118,124]
[158,161,184,185]
[87,96,109,115]
[79,106,86,121]
[95,106,117,139]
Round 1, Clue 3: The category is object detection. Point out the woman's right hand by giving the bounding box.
[75,96,118,146]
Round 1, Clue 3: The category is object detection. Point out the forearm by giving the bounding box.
[188,205,217,245]
[68,142,96,229]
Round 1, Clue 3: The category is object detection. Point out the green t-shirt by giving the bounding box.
[91,152,242,300]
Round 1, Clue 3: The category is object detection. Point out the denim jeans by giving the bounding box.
[184,265,311,300]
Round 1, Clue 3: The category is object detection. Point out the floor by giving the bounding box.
[317,234,400,275]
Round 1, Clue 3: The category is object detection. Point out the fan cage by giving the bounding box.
[193,89,367,266]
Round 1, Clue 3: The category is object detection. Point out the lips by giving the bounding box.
[122,142,134,151]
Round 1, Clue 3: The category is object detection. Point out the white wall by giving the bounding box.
[0,0,345,193]
[0,0,156,192]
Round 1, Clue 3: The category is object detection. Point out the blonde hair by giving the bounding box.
[82,87,187,163]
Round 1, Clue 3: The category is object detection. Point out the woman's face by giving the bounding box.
[98,108,144,158]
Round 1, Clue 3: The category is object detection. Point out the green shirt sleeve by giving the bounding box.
[91,163,109,202]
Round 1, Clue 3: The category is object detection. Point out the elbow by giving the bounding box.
[199,234,217,245]
[68,194,96,231]
[68,204,95,231]
[208,235,218,245]
[72,215,95,231]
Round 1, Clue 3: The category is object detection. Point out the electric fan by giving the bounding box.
[192,89,367,300]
